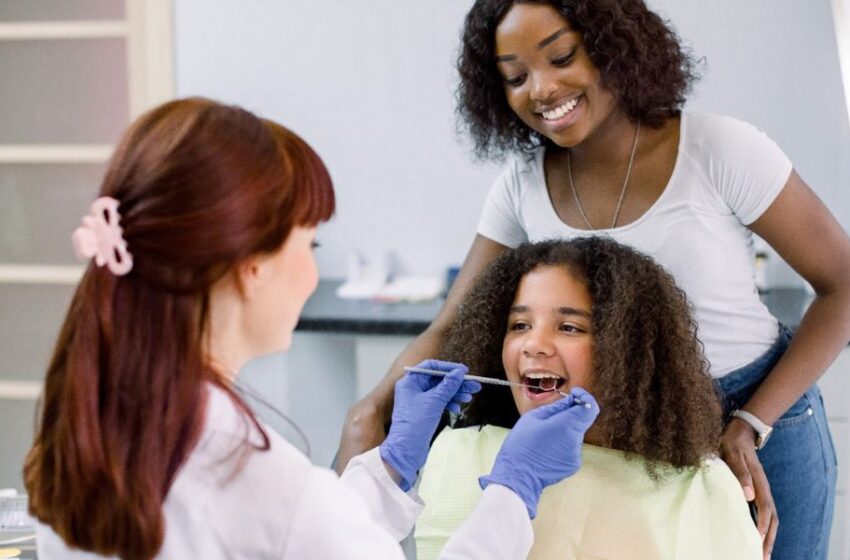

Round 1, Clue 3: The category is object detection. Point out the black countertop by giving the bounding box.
[296,280,813,336]
[295,279,443,335]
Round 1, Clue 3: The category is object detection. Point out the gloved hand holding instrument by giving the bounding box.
[379,359,482,490]
[480,387,599,518]
[380,359,599,520]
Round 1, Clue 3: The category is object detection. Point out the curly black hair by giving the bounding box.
[441,237,722,475]
[457,0,699,159]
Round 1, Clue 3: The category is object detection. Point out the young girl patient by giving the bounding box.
[415,237,762,560]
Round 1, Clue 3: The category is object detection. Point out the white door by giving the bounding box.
[0,0,174,491]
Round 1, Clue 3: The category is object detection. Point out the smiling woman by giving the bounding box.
[457,0,693,159]
[492,4,622,154]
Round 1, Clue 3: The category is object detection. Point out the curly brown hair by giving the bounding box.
[441,237,722,474]
[457,0,699,159]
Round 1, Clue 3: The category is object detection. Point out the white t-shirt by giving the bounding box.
[478,112,792,376]
[36,385,532,559]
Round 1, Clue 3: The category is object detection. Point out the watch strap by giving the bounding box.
[730,409,773,449]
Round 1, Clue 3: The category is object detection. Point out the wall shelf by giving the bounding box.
[0,380,41,401]
[0,145,112,164]
[0,21,127,40]
[0,265,83,285]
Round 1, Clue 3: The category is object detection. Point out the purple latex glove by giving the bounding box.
[480,387,599,518]
[379,359,481,490]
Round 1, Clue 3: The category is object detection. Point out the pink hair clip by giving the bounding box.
[71,197,133,276]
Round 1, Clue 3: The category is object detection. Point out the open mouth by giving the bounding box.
[540,95,582,122]
[521,373,567,394]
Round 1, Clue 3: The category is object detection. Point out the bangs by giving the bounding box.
[268,122,335,227]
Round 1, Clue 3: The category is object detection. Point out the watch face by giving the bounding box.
[756,429,773,450]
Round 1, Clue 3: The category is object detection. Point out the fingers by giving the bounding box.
[720,437,756,502]
[726,454,756,502]
[568,387,599,416]
[417,358,468,374]
[719,429,778,560]
[721,420,758,501]
[568,386,594,404]
[442,379,480,415]
[528,395,573,418]
[404,368,468,393]
[405,359,470,393]
[531,388,599,423]
[399,359,480,415]
[446,390,475,413]
[461,379,482,394]
[747,454,777,557]
[764,511,778,560]
[750,460,771,535]
[430,366,467,400]
[731,457,756,502]
[396,371,438,398]
[452,391,475,405]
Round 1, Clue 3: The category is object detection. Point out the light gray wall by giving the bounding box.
[175,0,850,284]
[175,0,497,281]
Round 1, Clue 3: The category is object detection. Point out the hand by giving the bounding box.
[480,388,599,518]
[379,359,481,490]
[335,396,388,475]
[720,419,778,560]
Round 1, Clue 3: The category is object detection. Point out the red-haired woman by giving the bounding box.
[24,97,597,559]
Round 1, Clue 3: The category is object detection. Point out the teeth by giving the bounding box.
[542,97,579,121]
[522,373,563,393]
[524,372,561,380]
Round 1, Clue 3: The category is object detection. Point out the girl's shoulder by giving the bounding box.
[695,455,752,497]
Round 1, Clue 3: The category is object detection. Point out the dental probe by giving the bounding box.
[403,366,591,408]
[405,366,521,387]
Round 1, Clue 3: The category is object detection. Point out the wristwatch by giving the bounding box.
[730,409,774,450]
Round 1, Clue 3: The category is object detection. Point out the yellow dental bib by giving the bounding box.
[415,425,761,560]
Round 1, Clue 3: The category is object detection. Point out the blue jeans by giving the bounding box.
[716,326,838,560]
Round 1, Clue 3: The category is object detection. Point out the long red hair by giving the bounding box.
[24,98,334,559]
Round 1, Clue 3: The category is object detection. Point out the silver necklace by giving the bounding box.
[567,121,641,229]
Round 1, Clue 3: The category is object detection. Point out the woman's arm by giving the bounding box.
[334,235,509,473]
[747,170,850,422]
[723,169,850,556]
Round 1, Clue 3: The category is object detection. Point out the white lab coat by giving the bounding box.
[36,385,532,559]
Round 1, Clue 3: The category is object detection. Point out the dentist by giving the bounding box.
[24,97,598,559]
